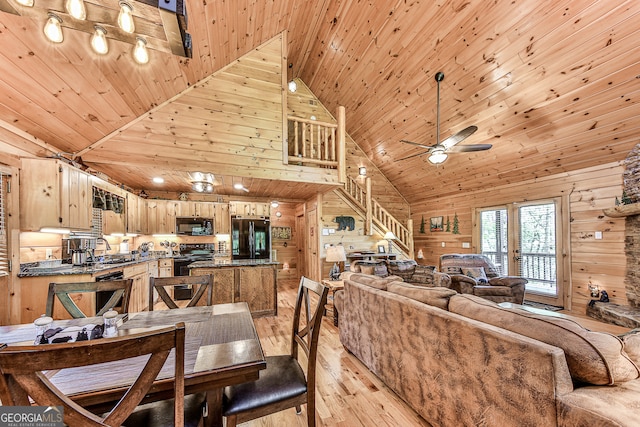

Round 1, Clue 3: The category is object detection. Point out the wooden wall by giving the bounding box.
[412,161,625,315]
[288,79,410,222]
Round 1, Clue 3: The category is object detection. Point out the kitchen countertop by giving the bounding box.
[18,256,172,278]
[188,259,280,268]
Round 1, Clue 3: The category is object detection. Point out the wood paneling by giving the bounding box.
[413,161,625,315]
[0,1,636,206]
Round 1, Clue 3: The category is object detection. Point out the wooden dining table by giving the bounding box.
[0,302,266,427]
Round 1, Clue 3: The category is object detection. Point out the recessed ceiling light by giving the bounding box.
[152,177,164,184]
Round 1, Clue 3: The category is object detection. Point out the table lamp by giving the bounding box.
[326,245,347,280]
[384,231,396,254]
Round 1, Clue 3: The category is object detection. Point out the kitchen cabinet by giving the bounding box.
[190,264,277,316]
[147,200,178,235]
[123,262,149,313]
[214,203,230,234]
[158,258,173,277]
[20,159,92,232]
[19,274,93,323]
[102,210,126,235]
[228,201,270,217]
[126,194,148,235]
[177,201,215,218]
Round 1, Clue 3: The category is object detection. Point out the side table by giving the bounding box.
[322,279,344,326]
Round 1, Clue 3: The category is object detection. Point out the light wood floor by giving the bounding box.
[244,278,432,427]
[240,278,632,426]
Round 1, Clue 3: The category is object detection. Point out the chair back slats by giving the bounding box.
[291,277,329,367]
[0,323,185,427]
[46,280,133,319]
[149,275,214,311]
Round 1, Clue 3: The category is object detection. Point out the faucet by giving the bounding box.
[96,237,112,252]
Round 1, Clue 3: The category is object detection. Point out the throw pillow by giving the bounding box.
[462,267,488,283]
[387,282,457,310]
[449,294,640,385]
[360,265,376,275]
[374,263,389,277]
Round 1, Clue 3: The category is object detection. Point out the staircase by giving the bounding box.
[335,176,414,259]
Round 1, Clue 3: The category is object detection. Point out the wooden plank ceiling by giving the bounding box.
[0,0,638,203]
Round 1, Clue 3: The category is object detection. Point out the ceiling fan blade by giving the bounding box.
[448,143,493,153]
[440,125,478,149]
[400,139,434,150]
[397,151,430,161]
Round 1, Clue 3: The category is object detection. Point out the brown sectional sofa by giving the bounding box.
[334,273,640,427]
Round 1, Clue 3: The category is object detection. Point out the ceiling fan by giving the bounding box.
[399,72,491,164]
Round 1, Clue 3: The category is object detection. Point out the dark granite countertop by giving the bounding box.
[18,256,172,278]
[188,259,280,269]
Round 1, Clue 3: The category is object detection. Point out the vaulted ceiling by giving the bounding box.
[0,0,638,203]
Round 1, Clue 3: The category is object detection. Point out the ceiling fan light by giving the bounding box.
[44,13,64,43]
[118,2,135,33]
[192,182,204,192]
[428,150,448,165]
[65,0,86,20]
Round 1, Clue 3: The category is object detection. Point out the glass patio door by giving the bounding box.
[476,197,565,307]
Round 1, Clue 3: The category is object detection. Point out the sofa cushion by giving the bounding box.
[448,294,640,385]
[386,260,417,280]
[345,273,402,291]
[462,267,488,283]
[387,282,456,310]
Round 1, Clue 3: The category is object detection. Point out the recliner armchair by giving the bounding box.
[439,254,527,304]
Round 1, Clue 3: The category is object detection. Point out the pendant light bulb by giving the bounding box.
[118,2,135,34]
[65,0,86,20]
[133,37,149,64]
[43,13,63,43]
[16,0,34,6]
[91,25,108,55]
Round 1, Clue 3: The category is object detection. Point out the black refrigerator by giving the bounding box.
[231,216,271,259]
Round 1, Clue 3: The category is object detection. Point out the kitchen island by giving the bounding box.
[188,259,278,317]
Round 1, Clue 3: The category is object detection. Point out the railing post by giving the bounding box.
[365,177,372,235]
[337,106,346,183]
[407,218,414,259]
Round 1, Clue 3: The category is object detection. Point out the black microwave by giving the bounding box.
[175,217,213,236]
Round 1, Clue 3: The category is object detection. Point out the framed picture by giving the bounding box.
[272,226,291,239]
[377,245,386,253]
[430,216,444,232]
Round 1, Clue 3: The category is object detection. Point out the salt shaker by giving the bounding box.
[103,310,118,337]
[34,315,53,345]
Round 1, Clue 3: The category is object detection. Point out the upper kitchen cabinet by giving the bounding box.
[20,159,92,232]
[147,200,178,235]
[126,193,148,235]
[229,202,270,218]
[176,201,215,218]
[214,203,230,235]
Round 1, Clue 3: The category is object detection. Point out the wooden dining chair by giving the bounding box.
[0,323,204,427]
[222,276,329,427]
[45,279,133,319]
[149,275,214,311]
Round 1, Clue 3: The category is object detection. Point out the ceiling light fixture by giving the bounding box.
[117,1,135,33]
[90,25,108,55]
[359,166,367,176]
[133,37,149,64]
[234,183,249,192]
[43,13,63,43]
[188,171,215,193]
[270,201,279,208]
[65,0,86,20]
[152,177,164,184]
[6,0,192,64]
[428,148,448,165]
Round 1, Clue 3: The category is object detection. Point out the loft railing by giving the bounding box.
[285,106,346,183]
[343,176,413,255]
